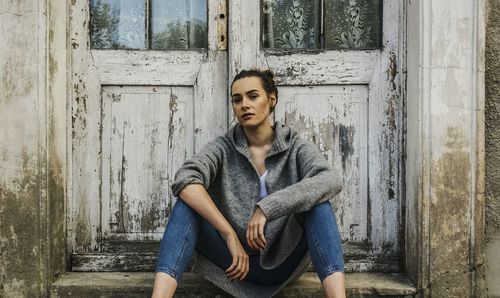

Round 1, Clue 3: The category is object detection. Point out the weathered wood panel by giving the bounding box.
[229,0,405,270]
[70,0,103,253]
[70,0,404,272]
[274,86,369,243]
[69,0,227,270]
[93,51,205,86]
[71,242,398,272]
[266,51,379,85]
[101,86,194,241]
[366,0,404,258]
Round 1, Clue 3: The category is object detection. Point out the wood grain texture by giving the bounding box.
[93,51,205,86]
[228,0,405,270]
[71,0,404,272]
[70,0,228,267]
[70,0,103,253]
[267,51,379,85]
[101,86,194,240]
[274,86,369,243]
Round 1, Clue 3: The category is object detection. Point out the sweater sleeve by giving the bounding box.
[255,140,343,221]
[170,137,223,198]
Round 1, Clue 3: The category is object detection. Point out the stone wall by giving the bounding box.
[486,0,500,296]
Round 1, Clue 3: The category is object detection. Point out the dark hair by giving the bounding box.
[231,69,279,113]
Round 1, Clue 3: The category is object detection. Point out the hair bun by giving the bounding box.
[231,68,279,112]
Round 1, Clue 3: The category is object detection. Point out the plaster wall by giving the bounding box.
[405,0,485,296]
[485,0,500,296]
[0,1,46,295]
[0,0,67,296]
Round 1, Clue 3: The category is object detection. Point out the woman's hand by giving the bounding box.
[223,232,249,281]
[246,206,268,250]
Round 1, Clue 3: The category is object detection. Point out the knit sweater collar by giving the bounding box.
[227,120,296,159]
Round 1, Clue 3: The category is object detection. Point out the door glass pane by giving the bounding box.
[90,0,146,49]
[262,0,320,49]
[151,0,208,49]
[324,0,382,49]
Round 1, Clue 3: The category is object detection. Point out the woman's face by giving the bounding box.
[231,76,276,128]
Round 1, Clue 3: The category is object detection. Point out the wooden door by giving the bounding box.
[229,0,405,272]
[69,0,228,270]
[69,0,405,273]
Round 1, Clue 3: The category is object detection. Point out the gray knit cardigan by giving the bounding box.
[171,120,343,297]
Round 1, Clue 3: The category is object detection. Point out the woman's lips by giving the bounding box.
[242,114,254,119]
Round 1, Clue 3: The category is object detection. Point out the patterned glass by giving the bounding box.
[262,0,320,49]
[90,0,146,49]
[151,0,207,49]
[325,0,382,49]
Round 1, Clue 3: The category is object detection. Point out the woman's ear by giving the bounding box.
[270,94,277,107]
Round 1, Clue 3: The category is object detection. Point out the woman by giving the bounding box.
[152,69,345,298]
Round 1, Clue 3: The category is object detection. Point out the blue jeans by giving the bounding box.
[155,199,344,286]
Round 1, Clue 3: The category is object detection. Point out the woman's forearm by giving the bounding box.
[178,184,235,239]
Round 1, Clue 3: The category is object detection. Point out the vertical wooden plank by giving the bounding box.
[193,0,228,147]
[275,86,369,243]
[367,0,403,258]
[101,86,194,241]
[69,0,103,253]
[228,0,265,100]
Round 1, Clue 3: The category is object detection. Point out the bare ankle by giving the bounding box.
[322,272,346,298]
[152,272,178,298]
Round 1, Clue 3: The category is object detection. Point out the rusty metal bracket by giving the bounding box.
[217,0,227,50]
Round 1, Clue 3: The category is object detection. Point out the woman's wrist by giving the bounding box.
[220,227,237,241]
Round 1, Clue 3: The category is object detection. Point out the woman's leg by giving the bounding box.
[153,199,201,298]
[299,201,345,298]
[196,215,308,286]
[243,233,308,286]
[194,203,341,288]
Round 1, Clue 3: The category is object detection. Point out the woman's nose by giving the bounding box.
[241,97,250,108]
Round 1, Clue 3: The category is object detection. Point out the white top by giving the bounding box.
[258,170,268,200]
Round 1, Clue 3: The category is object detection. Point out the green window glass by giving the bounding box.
[90,0,146,49]
[324,0,382,49]
[262,0,320,49]
[262,0,382,50]
[151,0,208,49]
[90,0,208,50]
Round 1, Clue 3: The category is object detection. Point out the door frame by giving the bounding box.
[39,0,486,295]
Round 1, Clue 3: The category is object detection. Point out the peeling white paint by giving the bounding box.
[229,0,405,269]
[69,0,227,266]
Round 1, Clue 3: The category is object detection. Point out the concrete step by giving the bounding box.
[50,272,417,298]
[50,272,417,297]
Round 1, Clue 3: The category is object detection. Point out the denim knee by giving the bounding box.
[155,198,200,282]
[299,201,345,282]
